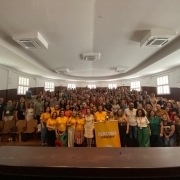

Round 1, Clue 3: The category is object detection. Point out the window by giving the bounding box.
[88,84,96,89]
[131,81,141,91]
[68,84,76,89]
[157,75,170,94]
[45,82,54,92]
[108,84,117,89]
[18,76,29,95]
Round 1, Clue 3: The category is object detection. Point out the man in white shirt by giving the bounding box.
[124,102,137,147]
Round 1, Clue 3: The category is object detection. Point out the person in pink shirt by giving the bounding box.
[81,102,87,117]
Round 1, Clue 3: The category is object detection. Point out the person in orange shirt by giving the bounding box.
[56,110,68,147]
[40,106,51,146]
[75,111,85,146]
[46,112,57,147]
[94,105,107,122]
[64,104,72,118]
[51,105,60,116]
[67,111,77,147]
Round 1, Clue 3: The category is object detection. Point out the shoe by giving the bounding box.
[41,143,44,146]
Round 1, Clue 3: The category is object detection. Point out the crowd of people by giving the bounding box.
[0,86,180,147]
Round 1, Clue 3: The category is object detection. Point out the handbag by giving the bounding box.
[11,126,18,132]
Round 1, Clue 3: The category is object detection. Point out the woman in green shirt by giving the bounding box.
[148,110,163,147]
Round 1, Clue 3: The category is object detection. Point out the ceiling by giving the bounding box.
[0,0,180,81]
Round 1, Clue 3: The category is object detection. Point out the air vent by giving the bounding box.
[55,68,69,74]
[140,29,176,48]
[81,52,101,61]
[17,40,40,48]
[12,32,48,49]
[146,38,169,47]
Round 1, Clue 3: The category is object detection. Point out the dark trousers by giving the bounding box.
[36,115,40,124]
[129,126,138,147]
[41,122,47,143]
[150,134,164,147]
[47,130,56,147]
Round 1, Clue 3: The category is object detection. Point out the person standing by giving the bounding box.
[25,102,34,121]
[75,112,85,146]
[64,104,72,118]
[34,97,44,124]
[124,102,137,147]
[94,105,107,122]
[15,102,26,121]
[46,112,57,147]
[67,111,77,147]
[174,114,180,146]
[112,100,120,116]
[84,108,94,147]
[116,109,129,147]
[56,110,68,147]
[136,109,151,147]
[2,100,15,121]
[162,114,176,147]
[148,110,163,147]
[150,93,157,111]
[81,102,87,117]
[0,98,6,120]
[26,88,32,99]
[40,107,51,146]
[157,97,167,110]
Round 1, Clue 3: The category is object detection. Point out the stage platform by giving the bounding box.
[0,146,180,179]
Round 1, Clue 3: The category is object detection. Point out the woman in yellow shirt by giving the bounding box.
[75,112,85,146]
[67,111,77,147]
[56,110,68,147]
[40,107,51,146]
[46,112,57,147]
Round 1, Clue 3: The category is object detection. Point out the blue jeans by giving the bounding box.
[41,122,47,143]
[164,134,176,147]
[129,125,138,147]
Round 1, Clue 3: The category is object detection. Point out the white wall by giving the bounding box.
[0,67,8,90]
[0,66,180,91]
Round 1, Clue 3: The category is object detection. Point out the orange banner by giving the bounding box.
[94,120,121,147]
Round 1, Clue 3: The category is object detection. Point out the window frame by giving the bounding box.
[88,84,96,89]
[68,84,76,89]
[130,81,141,91]
[45,81,55,92]
[17,76,29,95]
[157,75,170,95]
[108,84,117,89]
